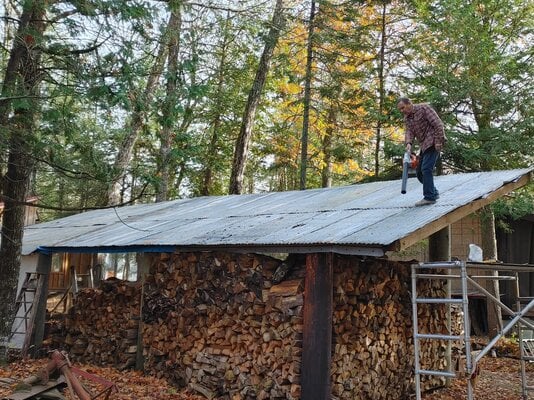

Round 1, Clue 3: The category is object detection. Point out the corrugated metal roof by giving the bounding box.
[22,168,533,256]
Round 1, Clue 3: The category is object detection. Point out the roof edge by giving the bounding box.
[388,169,532,252]
[36,244,385,257]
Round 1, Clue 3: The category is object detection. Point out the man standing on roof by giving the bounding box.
[398,97,446,206]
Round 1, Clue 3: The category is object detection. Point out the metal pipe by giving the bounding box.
[411,265,422,400]
[418,369,456,378]
[474,299,534,364]
[470,275,517,281]
[416,333,462,341]
[50,351,92,400]
[415,274,516,281]
[446,269,452,388]
[467,278,534,330]
[461,263,474,400]
[466,262,534,273]
[515,272,528,400]
[416,298,463,304]
[416,274,461,279]
[414,261,462,269]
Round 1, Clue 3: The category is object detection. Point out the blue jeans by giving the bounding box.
[416,147,440,201]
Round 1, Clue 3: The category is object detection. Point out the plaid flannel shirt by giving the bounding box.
[404,103,445,153]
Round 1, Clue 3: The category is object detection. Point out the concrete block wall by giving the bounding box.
[451,213,482,260]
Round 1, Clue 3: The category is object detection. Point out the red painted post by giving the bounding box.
[301,253,333,399]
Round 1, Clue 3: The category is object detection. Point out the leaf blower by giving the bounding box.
[401,152,419,194]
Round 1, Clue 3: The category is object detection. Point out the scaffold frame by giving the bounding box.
[412,261,534,400]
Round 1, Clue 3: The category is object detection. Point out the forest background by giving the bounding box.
[0,0,533,340]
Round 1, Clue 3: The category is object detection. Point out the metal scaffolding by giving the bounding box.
[412,261,534,400]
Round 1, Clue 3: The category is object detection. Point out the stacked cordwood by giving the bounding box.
[142,252,304,399]
[142,253,447,399]
[54,252,448,399]
[331,257,448,399]
[62,279,141,370]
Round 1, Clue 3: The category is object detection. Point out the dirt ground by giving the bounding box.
[1,339,533,400]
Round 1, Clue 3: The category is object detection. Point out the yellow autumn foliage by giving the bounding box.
[278,81,302,96]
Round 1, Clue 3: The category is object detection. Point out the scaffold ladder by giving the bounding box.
[517,287,534,399]
[413,261,534,400]
[411,261,474,400]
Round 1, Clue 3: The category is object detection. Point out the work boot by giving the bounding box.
[415,198,436,206]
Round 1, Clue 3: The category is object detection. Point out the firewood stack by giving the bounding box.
[50,252,450,399]
[142,252,304,399]
[62,279,142,369]
[331,257,448,399]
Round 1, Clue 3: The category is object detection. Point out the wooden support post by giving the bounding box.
[30,252,51,357]
[135,253,153,371]
[70,265,78,298]
[429,226,450,262]
[136,286,145,371]
[87,265,94,288]
[301,253,333,400]
[135,257,149,371]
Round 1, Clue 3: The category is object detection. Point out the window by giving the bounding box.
[51,254,62,273]
[102,253,138,281]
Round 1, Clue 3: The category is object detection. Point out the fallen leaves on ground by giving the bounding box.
[423,338,534,400]
[1,338,533,400]
[0,358,203,400]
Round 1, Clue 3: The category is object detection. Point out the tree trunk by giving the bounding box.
[480,207,503,337]
[201,12,231,196]
[0,0,46,350]
[321,107,335,188]
[229,0,285,194]
[375,0,387,177]
[175,159,187,195]
[299,0,316,190]
[156,3,182,203]
[107,33,167,205]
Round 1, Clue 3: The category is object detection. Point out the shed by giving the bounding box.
[11,167,534,399]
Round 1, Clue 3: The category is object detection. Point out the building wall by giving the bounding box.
[451,213,482,260]
[497,216,534,305]
[0,203,38,226]
[388,213,483,263]
[47,252,142,292]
